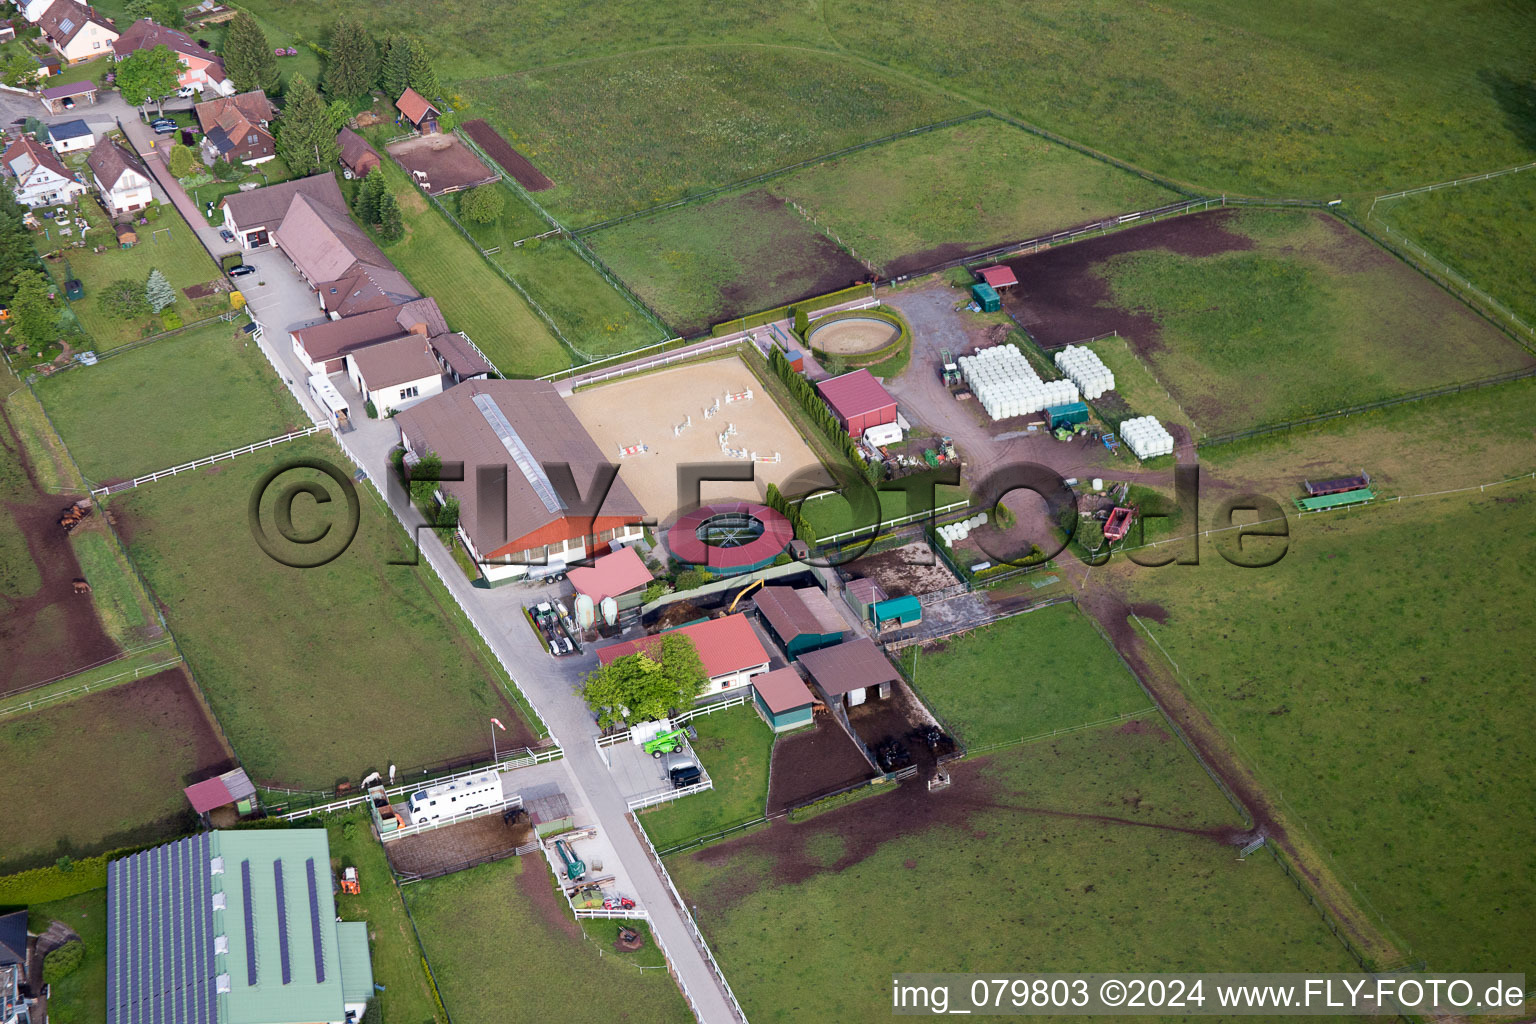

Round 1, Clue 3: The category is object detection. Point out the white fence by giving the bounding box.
[573,906,648,920]
[384,745,564,798]
[626,775,713,812]
[91,426,325,495]
[596,692,752,749]
[563,335,743,390]
[0,655,182,719]
[381,794,522,842]
[1369,161,1536,210]
[814,497,971,545]
[281,795,367,821]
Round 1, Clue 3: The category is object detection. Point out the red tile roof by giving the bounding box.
[816,368,897,421]
[797,637,899,697]
[183,767,255,813]
[976,265,1018,288]
[395,87,437,126]
[751,666,814,714]
[568,545,652,604]
[596,614,769,680]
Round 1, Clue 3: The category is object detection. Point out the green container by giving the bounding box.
[970,283,1000,312]
[1045,402,1090,427]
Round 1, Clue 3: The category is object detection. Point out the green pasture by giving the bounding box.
[27,888,109,1024]
[639,705,774,850]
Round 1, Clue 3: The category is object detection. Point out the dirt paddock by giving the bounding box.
[385,813,535,878]
[766,718,876,814]
[807,316,899,355]
[846,681,946,774]
[386,134,498,196]
[841,539,959,599]
[565,355,830,521]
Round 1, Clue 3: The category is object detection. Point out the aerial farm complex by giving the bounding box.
[0,2,1532,1023]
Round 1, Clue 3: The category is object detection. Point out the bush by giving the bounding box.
[159,309,183,330]
[95,277,149,320]
[43,940,84,983]
[458,184,504,224]
[642,580,669,603]
[364,398,378,419]
[674,569,711,591]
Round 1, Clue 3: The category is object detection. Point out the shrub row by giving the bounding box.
[710,283,875,337]
[766,345,878,481]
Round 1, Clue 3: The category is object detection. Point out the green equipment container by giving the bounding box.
[970,282,1000,312]
[1044,402,1090,428]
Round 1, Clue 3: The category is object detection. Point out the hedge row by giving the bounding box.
[0,854,114,906]
[766,345,878,481]
[710,283,875,337]
[805,307,911,368]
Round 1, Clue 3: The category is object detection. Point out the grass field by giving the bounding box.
[28,887,109,1024]
[1124,484,1536,972]
[113,437,535,786]
[443,185,665,356]
[1084,333,1199,436]
[1096,210,1533,435]
[1374,169,1536,330]
[463,48,967,224]
[668,717,1358,1023]
[3,385,85,495]
[0,412,43,598]
[0,669,220,872]
[40,195,228,350]
[639,705,774,850]
[369,155,571,376]
[903,602,1152,748]
[34,321,305,483]
[404,855,691,1024]
[322,812,446,1024]
[68,527,156,647]
[796,484,969,542]
[770,118,1179,272]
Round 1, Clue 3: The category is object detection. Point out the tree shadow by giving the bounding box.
[1482,70,1536,155]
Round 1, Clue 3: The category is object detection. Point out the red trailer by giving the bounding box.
[1304,472,1370,497]
[1102,506,1136,542]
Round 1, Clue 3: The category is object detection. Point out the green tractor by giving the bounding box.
[643,728,687,758]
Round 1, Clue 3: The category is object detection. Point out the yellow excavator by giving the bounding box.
[726,577,766,614]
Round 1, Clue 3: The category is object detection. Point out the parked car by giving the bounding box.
[228,264,256,278]
[151,119,177,134]
[668,757,701,789]
[175,85,197,98]
[219,228,235,243]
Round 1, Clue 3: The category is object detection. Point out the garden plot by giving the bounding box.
[564,355,829,520]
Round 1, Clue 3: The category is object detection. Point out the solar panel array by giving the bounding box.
[106,834,218,1024]
[305,858,327,983]
[240,860,256,985]
[473,392,567,515]
[273,861,292,985]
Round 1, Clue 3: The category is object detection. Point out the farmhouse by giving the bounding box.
[87,140,151,216]
[317,263,419,318]
[395,87,438,133]
[106,830,373,1024]
[46,118,94,153]
[183,766,257,821]
[750,666,816,733]
[112,18,232,95]
[36,0,116,63]
[394,380,645,582]
[2,135,86,206]
[568,544,652,610]
[290,297,447,375]
[38,79,96,113]
[798,637,898,709]
[273,191,397,288]
[753,585,847,659]
[344,335,444,416]
[196,90,275,165]
[220,172,347,248]
[596,613,770,696]
[335,127,380,178]
[816,369,898,436]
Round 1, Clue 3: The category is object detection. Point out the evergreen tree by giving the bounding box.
[223,13,278,94]
[352,167,385,225]
[380,35,410,102]
[375,189,403,242]
[275,75,339,177]
[10,270,59,350]
[145,268,175,313]
[322,17,377,101]
[405,38,439,98]
[0,180,38,306]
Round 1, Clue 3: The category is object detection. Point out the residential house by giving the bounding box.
[595,614,771,696]
[335,127,379,178]
[87,140,151,216]
[394,380,646,582]
[38,79,97,114]
[345,335,444,416]
[106,830,373,1024]
[195,89,275,165]
[36,0,117,64]
[46,118,94,153]
[0,19,15,42]
[289,297,446,376]
[0,910,24,967]
[0,910,28,1024]
[220,171,346,248]
[19,0,53,22]
[2,134,86,206]
[111,18,232,96]
[394,87,438,133]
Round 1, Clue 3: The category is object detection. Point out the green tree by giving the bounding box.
[166,144,195,178]
[379,35,410,102]
[322,17,377,101]
[96,277,151,319]
[222,13,278,94]
[352,167,385,225]
[145,268,175,313]
[580,633,705,727]
[405,38,439,98]
[10,270,61,350]
[458,184,503,224]
[407,450,441,510]
[793,306,809,335]
[275,75,338,177]
[326,99,351,133]
[23,117,45,141]
[375,188,403,242]
[115,45,182,114]
[2,52,38,89]
[434,496,459,538]
[0,181,37,306]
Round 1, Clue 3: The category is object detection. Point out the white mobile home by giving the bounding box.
[407,771,503,825]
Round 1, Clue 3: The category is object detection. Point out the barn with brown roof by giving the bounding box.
[220,172,347,248]
[336,127,380,178]
[753,585,848,659]
[797,637,899,709]
[345,335,444,416]
[290,297,447,375]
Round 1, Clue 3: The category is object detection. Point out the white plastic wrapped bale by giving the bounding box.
[1053,345,1116,400]
[1120,416,1175,459]
[961,344,1050,421]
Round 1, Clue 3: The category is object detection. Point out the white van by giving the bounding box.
[407,771,503,825]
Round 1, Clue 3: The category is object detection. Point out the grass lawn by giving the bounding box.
[797,484,968,542]
[1123,483,1536,972]
[404,855,691,1024]
[770,118,1179,272]
[902,601,1151,747]
[28,887,109,1024]
[1373,169,1536,329]
[639,705,774,850]
[38,187,229,350]
[1097,210,1534,435]
[0,670,217,872]
[68,526,157,647]
[2,385,85,494]
[34,320,306,483]
[444,185,666,357]
[668,717,1358,1023]
[321,811,446,1024]
[462,48,968,225]
[1084,333,1200,437]
[0,412,43,598]
[368,156,571,377]
[112,436,536,787]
